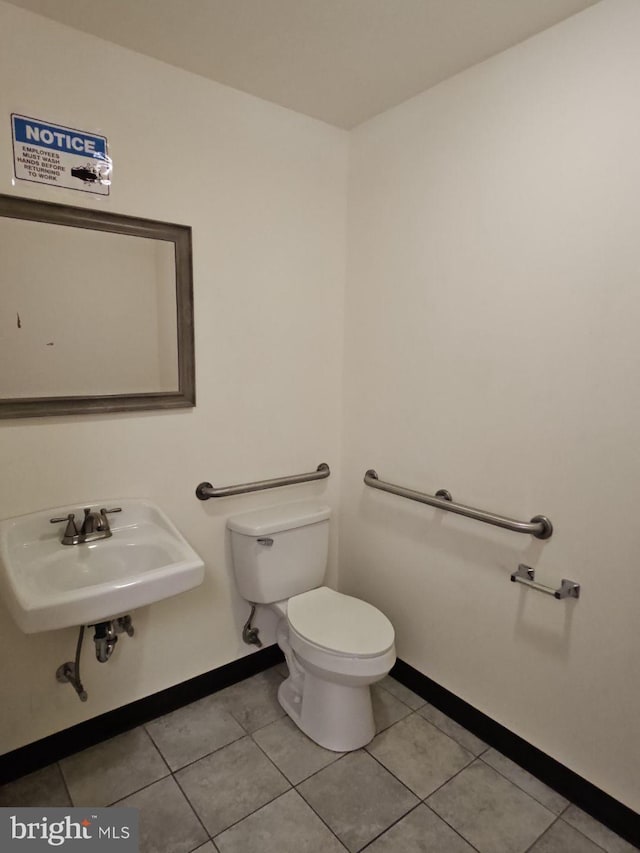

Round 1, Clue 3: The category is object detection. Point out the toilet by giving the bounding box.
[227,501,396,752]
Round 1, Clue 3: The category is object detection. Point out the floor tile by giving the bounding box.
[0,763,71,807]
[563,805,638,853]
[176,736,289,836]
[529,818,607,852]
[367,713,474,799]
[379,676,426,710]
[481,749,568,814]
[366,803,476,852]
[214,789,346,853]
[298,750,418,852]
[115,776,208,853]
[417,702,487,756]
[60,728,169,807]
[145,693,245,770]
[215,668,285,733]
[192,845,216,853]
[371,683,412,732]
[252,715,342,784]
[427,759,555,853]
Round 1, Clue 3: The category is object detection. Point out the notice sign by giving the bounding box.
[11,114,111,195]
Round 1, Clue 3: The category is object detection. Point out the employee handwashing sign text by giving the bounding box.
[11,114,111,195]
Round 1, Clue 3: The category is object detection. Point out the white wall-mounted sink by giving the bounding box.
[0,499,205,633]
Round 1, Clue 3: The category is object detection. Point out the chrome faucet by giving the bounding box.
[50,506,122,545]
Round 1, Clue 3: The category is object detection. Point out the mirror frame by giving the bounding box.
[0,194,195,419]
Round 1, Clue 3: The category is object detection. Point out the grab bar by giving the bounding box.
[196,462,330,500]
[364,469,553,539]
[510,564,579,599]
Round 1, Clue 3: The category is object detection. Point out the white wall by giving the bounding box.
[0,2,347,753]
[342,0,640,812]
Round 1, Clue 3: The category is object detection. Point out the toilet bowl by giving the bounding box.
[274,586,395,751]
[227,502,396,751]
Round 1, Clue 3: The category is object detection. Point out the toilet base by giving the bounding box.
[278,671,376,752]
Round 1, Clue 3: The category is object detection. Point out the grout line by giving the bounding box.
[187,842,214,853]
[285,749,349,788]
[287,749,345,786]
[423,759,562,853]
[169,738,293,841]
[209,788,296,842]
[242,729,293,789]
[237,711,287,737]
[422,801,484,853]
[518,813,608,853]
[555,815,611,853]
[414,706,488,757]
[364,735,425,791]
[422,754,478,803]
[217,675,288,736]
[522,815,563,853]
[292,781,353,849]
[63,728,174,808]
[477,752,566,816]
[377,677,427,712]
[145,728,247,775]
[357,802,424,851]
[105,771,172,808]
[250,720,308,788]
[171,770,216,845]
[289,748,397,847]
[146,727,173,777]
[364,718,476,802]
[56,760,74,807]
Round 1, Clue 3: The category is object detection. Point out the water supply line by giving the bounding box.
[242,604,262,647]
[56,615,135,701]
[56,625,88,702]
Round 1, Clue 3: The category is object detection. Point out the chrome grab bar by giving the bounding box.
[511,564,580,599]
[363,469,553,539]
[196,462,330,500]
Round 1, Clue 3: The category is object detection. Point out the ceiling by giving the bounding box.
[6,0,600,128]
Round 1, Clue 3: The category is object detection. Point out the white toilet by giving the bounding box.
[227,501,396,751]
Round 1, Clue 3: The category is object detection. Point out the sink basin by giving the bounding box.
[0,499,205,633]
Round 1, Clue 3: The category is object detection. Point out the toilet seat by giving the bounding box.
[287,586,394,658]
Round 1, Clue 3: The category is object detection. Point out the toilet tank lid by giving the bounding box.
[227,501,331,536]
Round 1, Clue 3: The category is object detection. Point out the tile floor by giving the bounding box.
[0,665,636,853]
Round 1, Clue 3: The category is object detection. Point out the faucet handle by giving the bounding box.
[99,507,122,533]
[50,513,72,524]
[50,513,78,537]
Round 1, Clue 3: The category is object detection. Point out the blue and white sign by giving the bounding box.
[11,114,111,195]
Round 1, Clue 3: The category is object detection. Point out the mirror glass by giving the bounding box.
[0,195,195,418]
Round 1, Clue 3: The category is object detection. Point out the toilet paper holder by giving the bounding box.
[510,564,580,600]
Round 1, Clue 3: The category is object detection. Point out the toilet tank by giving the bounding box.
[227,502,330,603]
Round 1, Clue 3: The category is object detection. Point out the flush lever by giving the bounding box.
[257,537,273,546]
